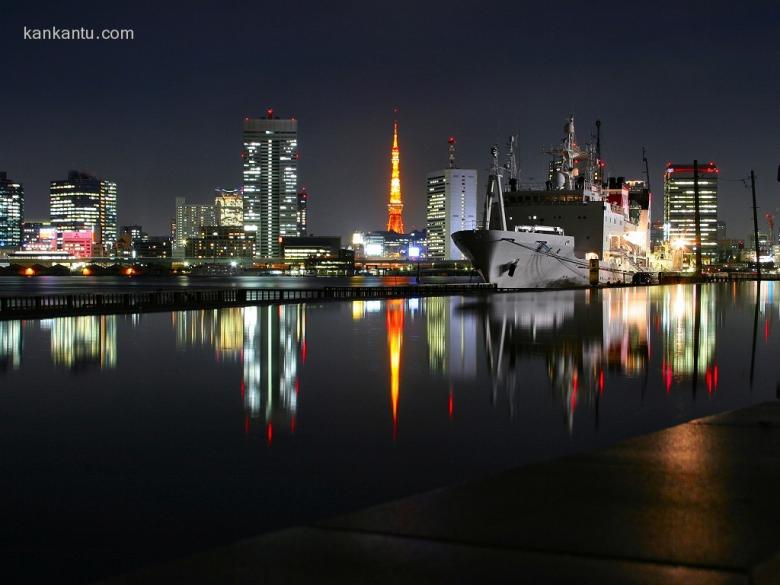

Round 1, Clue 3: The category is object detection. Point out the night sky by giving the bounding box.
[2,0,778,241]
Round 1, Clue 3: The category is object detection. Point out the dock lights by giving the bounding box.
[81,267,91,276]
[23,267,35,277]
[124,267,135,276]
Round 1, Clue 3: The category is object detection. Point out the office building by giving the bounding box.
[215,189,244,227]
[281,236,341,261]
[135,236,172,258]
[242,109,298,257]
[297,189,308,236]
[121,225,144,245]
[663,162,719,260]
[0,172,24,250]
[174,197,217,257]
[186,226,254,259]
[50,171,117,254]
[282,236,354,274]
[426,140,477,260]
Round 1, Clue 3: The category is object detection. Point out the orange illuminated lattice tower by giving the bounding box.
[387,119,404,233]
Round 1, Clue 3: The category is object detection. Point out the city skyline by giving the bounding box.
[1,2,778,241]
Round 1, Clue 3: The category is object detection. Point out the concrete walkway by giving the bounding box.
[98,402,780,584]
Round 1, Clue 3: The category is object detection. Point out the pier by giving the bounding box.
[0,282,496,320]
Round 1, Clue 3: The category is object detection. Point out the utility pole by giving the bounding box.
[751,170,761,281]
[693,160,703,276]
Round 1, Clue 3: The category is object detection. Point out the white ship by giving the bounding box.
[453,116,650,288]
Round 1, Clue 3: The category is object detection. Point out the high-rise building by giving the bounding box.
[387,120,404,234]
[297,188,308,236]
[174,196,217,257]
[214,188,244,227]
[121,225,144,244]
[663,162,719,260]
[50,171,117,253]
[242,109,298,258]
[425,139,477,260]
[0,172,24,250]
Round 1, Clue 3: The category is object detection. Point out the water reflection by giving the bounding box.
[42,315,117,370]
[2,282,778,434]
[0,320,22,370]
[171,305,306,438]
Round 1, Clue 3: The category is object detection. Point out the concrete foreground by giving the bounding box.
[97,402,780,584]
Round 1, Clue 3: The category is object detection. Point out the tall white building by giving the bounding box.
[426,165,477,260]
[242,109,298,258]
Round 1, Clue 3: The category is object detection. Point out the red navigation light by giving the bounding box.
[266,108,274,119]
[290,416,296,434]
[448,388,454,418]
[266,422,273,444]
[598,370,605,395]
[448,136,456,145]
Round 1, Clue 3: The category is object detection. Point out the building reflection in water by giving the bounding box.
[425,297,477,380]
[660,284,718,393]
[0,320,22,371]
[243,304,305,438]
[172,305,306,438]
[41,316,117,370]
[173,308,243,362]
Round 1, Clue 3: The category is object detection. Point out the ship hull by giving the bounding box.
[452,229,622,288]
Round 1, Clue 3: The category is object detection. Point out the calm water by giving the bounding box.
[1,282,778,583]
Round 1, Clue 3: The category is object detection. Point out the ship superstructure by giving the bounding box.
[453,116,650,287]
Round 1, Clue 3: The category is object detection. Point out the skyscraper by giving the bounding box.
[50,171,117,254]
[174,196,216,257]
[387,120,404,234]
[242,109,298,258]
[214,188,244,227]
[663,162,719,260]
[0,172,24,250]
[426,139,477,260]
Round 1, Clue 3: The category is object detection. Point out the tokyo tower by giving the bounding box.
[386,119,404,233]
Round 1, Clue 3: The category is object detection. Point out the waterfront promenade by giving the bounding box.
[98,401,780,584]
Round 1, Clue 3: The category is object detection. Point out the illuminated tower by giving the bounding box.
[387,120,404,234]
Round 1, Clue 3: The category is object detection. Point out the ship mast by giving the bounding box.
[482,146,507,231]
[506,135,519,191]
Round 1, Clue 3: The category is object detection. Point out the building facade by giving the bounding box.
[426,169,477,260]
[663,162,719,260]
[50,171,117,254]
[186,226,254,259]
[215,189,244,227]
[0,172,24,250]
[242,110,298,258]
[174,197,217,257]
[297,189,308,236]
